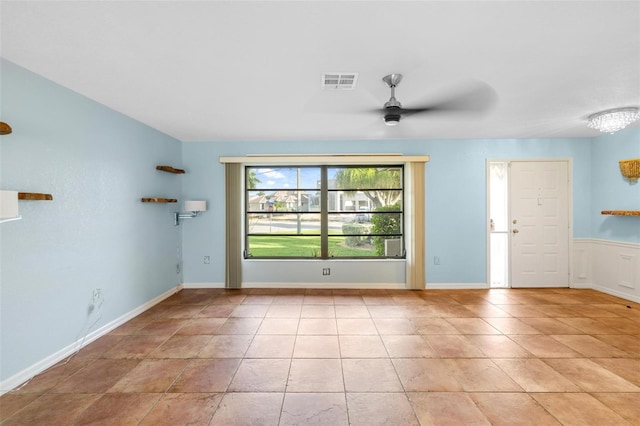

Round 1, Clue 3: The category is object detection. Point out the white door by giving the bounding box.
[510,161,570,288]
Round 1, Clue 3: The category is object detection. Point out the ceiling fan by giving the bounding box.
[377,74,497,126]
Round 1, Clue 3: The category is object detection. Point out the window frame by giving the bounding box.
[244,164,405,260]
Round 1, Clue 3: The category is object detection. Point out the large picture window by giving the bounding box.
[245,165,404,259]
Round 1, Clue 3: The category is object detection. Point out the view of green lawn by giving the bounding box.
[248,235,377,257]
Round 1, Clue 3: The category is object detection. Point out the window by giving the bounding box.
[245,165,404,259]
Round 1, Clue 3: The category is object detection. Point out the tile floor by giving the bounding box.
[1,288,639,425]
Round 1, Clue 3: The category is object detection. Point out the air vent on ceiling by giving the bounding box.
[322,73,358,90]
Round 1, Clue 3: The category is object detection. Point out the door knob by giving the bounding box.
[512,229,519,234]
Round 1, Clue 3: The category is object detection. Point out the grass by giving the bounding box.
[248,235,378,257]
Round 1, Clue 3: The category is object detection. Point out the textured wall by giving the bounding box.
[0,59,182,382]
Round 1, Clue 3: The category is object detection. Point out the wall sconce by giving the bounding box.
[0,191,21,224]
[174,200,207,226]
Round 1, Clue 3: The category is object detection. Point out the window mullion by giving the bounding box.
[320,166,329,258]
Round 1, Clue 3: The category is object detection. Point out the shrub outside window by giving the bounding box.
[245,165,404,259]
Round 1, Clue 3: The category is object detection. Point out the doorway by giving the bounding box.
[488,160,571,288]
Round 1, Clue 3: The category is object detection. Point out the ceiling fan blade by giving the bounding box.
[400,80,498,117]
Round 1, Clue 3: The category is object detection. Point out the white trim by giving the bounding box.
[182,282,225,289]
[0,285,181,395]
[219,154,430,165]
[241,282,406,290]
[426,282,489,290]
[572,238,640,303]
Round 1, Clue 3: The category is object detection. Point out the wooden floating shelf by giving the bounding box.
[141,198,177,203]
[601,210,640,216]
[18,192,53,201]
[156,165,185,174]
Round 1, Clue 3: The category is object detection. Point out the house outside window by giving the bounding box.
[245,165,404,259]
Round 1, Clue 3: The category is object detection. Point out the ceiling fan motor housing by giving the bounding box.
[384,106,402,126]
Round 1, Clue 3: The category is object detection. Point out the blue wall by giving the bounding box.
[0,60,183,382]
[590,127,640,242]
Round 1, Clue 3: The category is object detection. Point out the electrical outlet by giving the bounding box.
[92,288,102,304]
[322,268,330,276]
[204,256,211,264]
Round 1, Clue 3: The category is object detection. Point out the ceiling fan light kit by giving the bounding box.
[587,107,640,134]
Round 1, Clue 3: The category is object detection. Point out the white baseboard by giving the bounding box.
[593,285,640,303]
[242,282,407,290]
[181,282,225,289]
[425,283,489,290]
[0,285,181,395]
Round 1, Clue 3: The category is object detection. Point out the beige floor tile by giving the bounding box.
[198,334,253,358]
[408,392,490,426]
[411,317,460,334]
[509,335,580,358]
[169,358,240,393]
[550,334,632,357]
[210,392,283,426]
[147,335,211,358]
[257,318,299,334]
[466,335,531,358]
[594,334,640,356]
[300,304,335,318]
[543,358,640,392]
[49,359,140,393]
[450,359,522,392]
[286,359,344,392]
[471,393,561,426]
[293,335,340,358]
[334,304,370,318]
[493,358,581,392]
[244,335,295,358]
[519,317,583,334]
[381,335,435,357]
[298,318,338,335]
[228,358,290,392]
[339,335,388,358]
[108,359,189,393]
[483,317,542,334]
[592,393,640,425]
[336,318,378,335]
[392,358,463,391]
[347,393,419,426]
[373,318,417,334]
[446,317,502,334]
[280,393,348,426]
[532,393,631,426]
[557,317,626,334]
[214,317,262,334]
[265,304,302,318]
[591,358,640,386]
[342,359,403,392]
[139,393,222,426]
[176,318,226,335]
[1,394,101,426]
[423,334,485,358]
[74,393,161,425]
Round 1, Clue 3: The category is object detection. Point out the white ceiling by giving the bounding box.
[1,1,639,142]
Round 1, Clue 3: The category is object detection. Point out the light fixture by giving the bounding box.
[0,191,21,224]
[174,200,206,226]
[587,107,640,134]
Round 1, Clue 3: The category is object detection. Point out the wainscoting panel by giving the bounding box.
[573,239,640,303]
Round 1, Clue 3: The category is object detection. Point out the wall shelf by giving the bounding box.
[156,165,185,174]
[18,192,53,200]
[141,198,177,203]
[601,210,640,216]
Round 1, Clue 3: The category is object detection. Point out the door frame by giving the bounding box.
[486,158,574,288]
